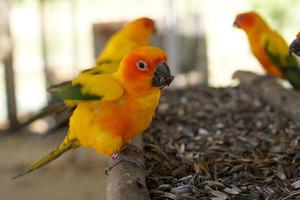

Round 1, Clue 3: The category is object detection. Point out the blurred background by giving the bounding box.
[0,0,299,199]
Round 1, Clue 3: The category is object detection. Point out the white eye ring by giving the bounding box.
[136,60,148,71]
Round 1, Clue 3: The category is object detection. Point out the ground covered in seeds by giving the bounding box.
[143,86,300,200]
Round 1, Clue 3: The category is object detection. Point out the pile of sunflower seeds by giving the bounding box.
[144,86,300,200]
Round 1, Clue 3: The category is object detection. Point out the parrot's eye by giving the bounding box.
[136,60,148,71]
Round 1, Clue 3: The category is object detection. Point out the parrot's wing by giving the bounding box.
[262,32,300,90]
[80,62,119,75]
[18,64,122,129]
[48,62,120,102]
[96,38,140,65]
[262,32,297,66]
[49,74,124,104]
[48,81,100,101]
[72,73,124,101]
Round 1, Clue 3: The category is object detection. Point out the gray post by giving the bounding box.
[165,0,179,74]
[1,0,19,128]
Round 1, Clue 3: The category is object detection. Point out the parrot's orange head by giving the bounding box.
[117,46,174,93]
[234,12,267,31]
[133,17,156,33]
[125,17,156,44]
[289,32,300,57]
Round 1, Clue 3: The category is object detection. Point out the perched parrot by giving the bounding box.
[13,46,174,179]
[95,17,155,66]
[19,17,156,128]
[289,32,300,57]
[234,12,300,90]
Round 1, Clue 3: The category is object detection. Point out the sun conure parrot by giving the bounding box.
[289,32,300,57]
[13,46,174,179]
[19,17,156,128]
[234,12,300,90]
[95,17,155,66]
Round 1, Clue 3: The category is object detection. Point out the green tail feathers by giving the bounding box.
[12,139,80,179]
[281,64,300,90]
[275,50,300,90]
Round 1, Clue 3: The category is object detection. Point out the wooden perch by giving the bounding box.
[106,144,150,200]
[233,70,300,124]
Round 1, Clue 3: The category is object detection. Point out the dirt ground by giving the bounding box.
[0,129,108,200]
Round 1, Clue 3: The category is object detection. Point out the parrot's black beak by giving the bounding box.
[289,38,300,57]
[152,61,174,88]
[233,19,240,28]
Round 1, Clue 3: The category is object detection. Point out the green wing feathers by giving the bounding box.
[71,74,124,101]
[263,33,300,90]
[18,66,122,128]
[48,81,101,101]
[48,70,123,103]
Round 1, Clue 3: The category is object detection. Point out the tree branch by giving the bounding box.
[233,70,300,124]
[106,143,150,200]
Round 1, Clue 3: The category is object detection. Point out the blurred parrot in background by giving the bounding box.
[95,17,155,66]
[234,12,300,90]
[13,46,174,179]
[289,32,300,57]
[20,17,156,129]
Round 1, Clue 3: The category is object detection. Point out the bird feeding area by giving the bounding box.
[106,71,300,200]
[2,1,300,199]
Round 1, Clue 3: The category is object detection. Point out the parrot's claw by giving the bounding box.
[105,144,145,175]
[105,154,145,175]
[111,152,119,160]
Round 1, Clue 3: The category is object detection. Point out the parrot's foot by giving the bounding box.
[105,144,145,175]
[105,154,145,175]
[111,152,119,160]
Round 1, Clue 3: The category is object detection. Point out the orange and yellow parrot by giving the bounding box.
[234,12,300,90]
[95,17,155,66]
[20,17,156,128]
[13,46,174,179]
[289,32,300,57]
